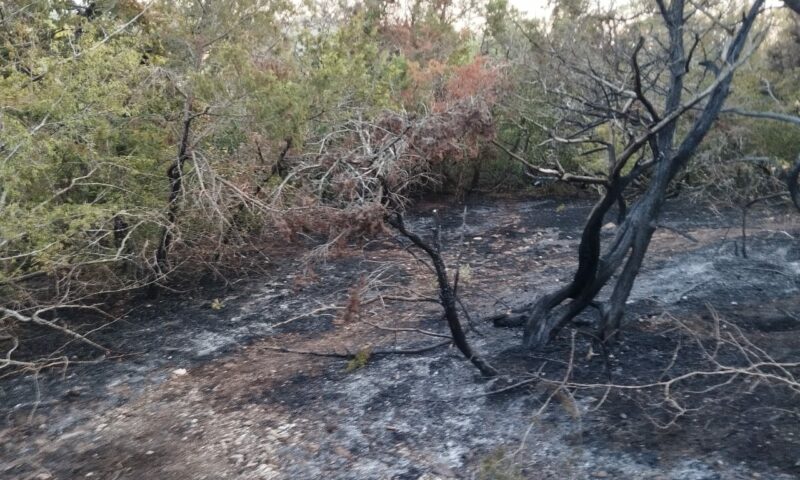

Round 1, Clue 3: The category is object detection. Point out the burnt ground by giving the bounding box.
[2,195,800,480]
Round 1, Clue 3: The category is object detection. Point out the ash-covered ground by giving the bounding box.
[2,196,799,480]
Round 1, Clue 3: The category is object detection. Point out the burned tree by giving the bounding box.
[283,99,500,376]
[491,0,771,348]
[385,209,499,377]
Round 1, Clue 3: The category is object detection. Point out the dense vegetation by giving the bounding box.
[2,0,800,371]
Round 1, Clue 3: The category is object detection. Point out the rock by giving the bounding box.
[64,387,85,398]
[602,222,617,232]
[254,463,280,479]
[172,368,188,376]
[333,446,353,460]
[431,463,456,477]
[58,430,86,441]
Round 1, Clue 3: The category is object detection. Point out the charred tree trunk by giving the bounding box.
[387,212,498,377]
[151,96,196,294]
[788,153,800,212]
[518,0,764,349]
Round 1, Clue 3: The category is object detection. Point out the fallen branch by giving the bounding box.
[362,320,452,339]
[268,305,341,331]
[0,307,108,353]
[258,339,451,358]
[656,223,699,243]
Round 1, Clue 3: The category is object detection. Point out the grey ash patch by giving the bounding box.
[2,197,799,480]
[630,232,800,307]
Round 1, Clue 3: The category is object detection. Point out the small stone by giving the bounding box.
[64,387,85,398]
[334,446,353,460]
[255,464,279,476]
[592,471,609,478]
[419,474,447,480]
[145,450,154,456]
[432,463,456,477]
[173,368,188,376]
[620,413,627,419]
[230,454,245,465]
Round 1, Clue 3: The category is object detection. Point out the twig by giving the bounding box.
[258,339,451,358]
[268,305,341,330]
[362,320,452,339]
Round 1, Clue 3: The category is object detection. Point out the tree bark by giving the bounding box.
[152,95,196,292]
[519,0,765,349]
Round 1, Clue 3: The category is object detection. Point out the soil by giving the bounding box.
[2,195,799,480]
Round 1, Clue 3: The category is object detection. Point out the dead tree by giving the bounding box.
[154,95,196,279]
[493,0,769,349]
[291,100,499,376]
[386,210,499,377]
